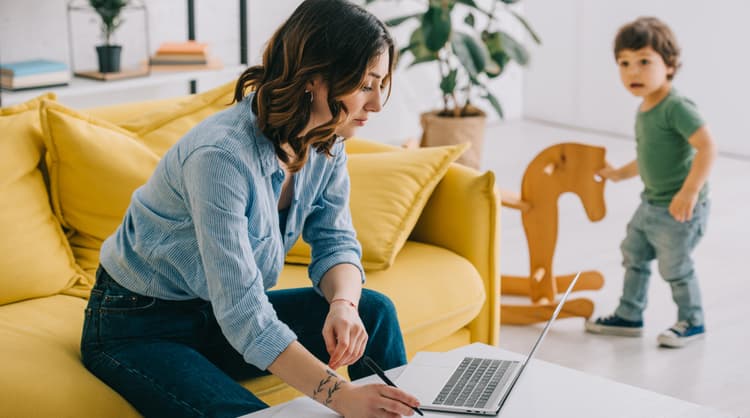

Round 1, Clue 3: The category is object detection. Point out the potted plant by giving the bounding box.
[365,0,540,168]
[89,0,129,73]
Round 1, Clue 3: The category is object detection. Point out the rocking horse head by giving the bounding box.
[521,142,607,222]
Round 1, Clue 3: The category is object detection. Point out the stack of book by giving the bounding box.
[0,59,71,91]
[148,41,222,71]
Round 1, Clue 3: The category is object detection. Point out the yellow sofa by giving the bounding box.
[0,86,500,417]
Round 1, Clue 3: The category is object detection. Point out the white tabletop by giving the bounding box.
[242,343,736,418]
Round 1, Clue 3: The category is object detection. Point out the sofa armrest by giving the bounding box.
[410,164,500,347]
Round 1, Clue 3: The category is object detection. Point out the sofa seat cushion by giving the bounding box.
[0,295,139,417]
[277,241,486,353]
[0,295,324,416]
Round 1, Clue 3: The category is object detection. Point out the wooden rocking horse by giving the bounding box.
[499,143,607,325]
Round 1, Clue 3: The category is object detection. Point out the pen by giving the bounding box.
[363,355,424,416]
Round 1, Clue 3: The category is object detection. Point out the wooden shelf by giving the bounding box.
[0,0,247,108]
[1,65,245,106]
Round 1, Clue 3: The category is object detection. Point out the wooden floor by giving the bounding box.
[482,120,749,418]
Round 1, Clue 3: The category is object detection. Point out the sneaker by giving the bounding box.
[657,321,705,348]
[585,314,643,337]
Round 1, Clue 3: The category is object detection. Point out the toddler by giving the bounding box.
[585,17,717,348]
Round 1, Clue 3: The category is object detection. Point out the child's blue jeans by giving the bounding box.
[614,198,709,326]
[81,267,407,418]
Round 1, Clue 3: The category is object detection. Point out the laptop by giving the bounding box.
[396,272,582,416]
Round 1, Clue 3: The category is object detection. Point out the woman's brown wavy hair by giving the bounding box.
[233,0,395,173]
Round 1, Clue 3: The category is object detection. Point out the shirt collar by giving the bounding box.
[245,94,281,178]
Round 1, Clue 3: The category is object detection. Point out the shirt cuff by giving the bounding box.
[242,320,297,370]
[309,251,366,296]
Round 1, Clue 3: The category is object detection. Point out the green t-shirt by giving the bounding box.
[635,89,706,206]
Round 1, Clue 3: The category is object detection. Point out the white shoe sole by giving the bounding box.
[657,332,705,348]
[585,321,643,337]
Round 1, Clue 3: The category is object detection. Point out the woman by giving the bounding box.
[80,1,420,417]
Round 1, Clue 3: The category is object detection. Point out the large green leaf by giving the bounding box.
[452,32,499,77]
[422,5,452,52]
[499,31,530,65]
[483,30,529,66]
[455,0,480,7]
[510,9,542,44]
[398,44,413,57]
[385,13,422,27]
[406,27,439,66]
[440,69,458,96]
[487,51,509,78]
[483,91,504,118]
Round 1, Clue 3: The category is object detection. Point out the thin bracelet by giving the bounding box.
[330,298,358,309]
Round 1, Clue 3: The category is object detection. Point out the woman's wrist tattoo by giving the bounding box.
[313,369,344,405]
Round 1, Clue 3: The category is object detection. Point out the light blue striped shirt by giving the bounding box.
[99,94,364,370]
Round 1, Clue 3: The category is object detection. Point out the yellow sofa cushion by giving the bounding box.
[286,144,468,270]
[115,81,235,155]
[40,100,161,278]
[0,95,83,305]
[38,83,235,282]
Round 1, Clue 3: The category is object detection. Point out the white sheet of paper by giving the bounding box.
[268,397,336,418]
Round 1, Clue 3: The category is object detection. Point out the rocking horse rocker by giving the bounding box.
[500,143,608,325]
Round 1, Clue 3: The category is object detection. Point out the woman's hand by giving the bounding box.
[323,300,368,369]
[333,383,421,418]
[669,188,698,223]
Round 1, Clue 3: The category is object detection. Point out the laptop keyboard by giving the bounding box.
[432,357,515,409]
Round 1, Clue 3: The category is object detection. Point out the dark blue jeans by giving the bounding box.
[81,267,407,418]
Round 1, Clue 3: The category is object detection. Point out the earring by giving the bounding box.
[309,91,314,103]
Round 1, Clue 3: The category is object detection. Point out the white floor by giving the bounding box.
[480,120,749,418]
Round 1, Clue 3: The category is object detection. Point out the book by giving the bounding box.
[149,59,210,65]
[147,58,223,72]
[155,41,209,55]
[1,70,70,89]
[149,52,209,65]
[149,41,211,65]
[150,53,208,61]
[0,59,69,77]
[0,59,70,90]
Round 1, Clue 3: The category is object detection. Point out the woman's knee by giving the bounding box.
[359,289,399,325]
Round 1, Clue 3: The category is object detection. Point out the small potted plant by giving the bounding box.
[89,0,129,73]
[365,0,540,168]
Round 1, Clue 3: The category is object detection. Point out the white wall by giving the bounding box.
[523,0,749,157]
[0,0,526,145]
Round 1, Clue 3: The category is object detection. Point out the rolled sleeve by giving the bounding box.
[302,143,365,291]
[182,146,296,369]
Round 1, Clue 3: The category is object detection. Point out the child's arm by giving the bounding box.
[669,125,717,222]
[598,159,639,182]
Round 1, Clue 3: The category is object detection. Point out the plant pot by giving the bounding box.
[96,45,122,73]
[420,110,487,169]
